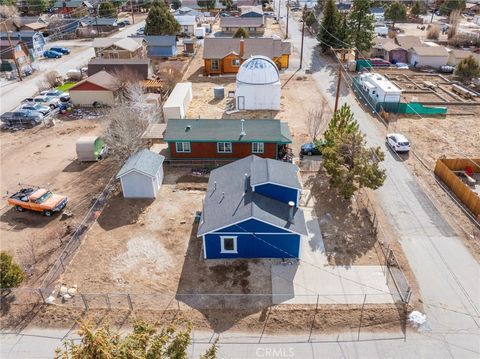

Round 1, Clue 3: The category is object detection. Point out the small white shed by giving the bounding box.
[235,56,281,111]
[409,46,449,69]
[162,82,193,120]
[116,149,165,199]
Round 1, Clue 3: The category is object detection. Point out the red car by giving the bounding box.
[370,58,391,67]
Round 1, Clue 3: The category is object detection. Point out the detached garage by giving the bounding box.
[409,46,449,69]
[116,149,165,199]
[69,70,117,106]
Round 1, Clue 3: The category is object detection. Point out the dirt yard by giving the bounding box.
[388,114,480,260]
[0,118,118,288]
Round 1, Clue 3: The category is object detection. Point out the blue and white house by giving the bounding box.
[145,36,177,58]
[0,30,46,59]
[197,155,307,259]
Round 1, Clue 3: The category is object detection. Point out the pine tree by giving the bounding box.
[411,0,421,17]
[98,2,117,18]
[171,0,181,10]
[0,251,25,289]
[336,13,351,49]
[145,0,181,36]
[455,55,480,83]
[322,104,386,199]
[347,0,375,54]
[233,27,249,38]
[316,0,341,52]
[385,1,407,28]
[197,0,216,11]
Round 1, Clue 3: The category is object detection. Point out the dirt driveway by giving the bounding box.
[0,119,118,287]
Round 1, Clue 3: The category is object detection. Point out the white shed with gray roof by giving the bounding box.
[116,149,165,199]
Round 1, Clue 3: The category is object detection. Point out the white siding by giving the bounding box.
[236,82,281,110]
[120,169,162,198]
[163,82,193,120]
[70,90,115,106]
[410,54,448,69]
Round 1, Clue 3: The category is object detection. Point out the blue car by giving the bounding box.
[49,47,70,55]
[43,50,62,58]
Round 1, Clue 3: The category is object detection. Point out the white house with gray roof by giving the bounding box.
[116,149,165,199]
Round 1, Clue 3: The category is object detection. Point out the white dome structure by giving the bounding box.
[235,55,281,111]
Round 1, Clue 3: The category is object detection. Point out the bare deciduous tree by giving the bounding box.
[37,71,62,91]
[111,68,143,101]
[104,83,162,160]
[156,65,182,94]
[426,24,440,40]
[305,99,330,141]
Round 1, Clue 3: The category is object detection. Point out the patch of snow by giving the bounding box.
[408,310,431,331]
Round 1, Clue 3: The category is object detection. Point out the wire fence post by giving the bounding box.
[37,288,45,303]
[357,294,367,341]
[105,294,111,310]
[81,294,88,311]
[127,294,133,311]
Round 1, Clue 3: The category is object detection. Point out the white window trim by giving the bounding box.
[211,59,220,70]
[232,58,240,66]
[220,236,238,254]
[175,142,191,153]
[217,142,232,153]
[252,142,264,154]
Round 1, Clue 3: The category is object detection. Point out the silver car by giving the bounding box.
[386,133,410,153]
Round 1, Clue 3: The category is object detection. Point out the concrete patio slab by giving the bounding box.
[271,207,393,305]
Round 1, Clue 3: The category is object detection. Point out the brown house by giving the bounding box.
[92,37,146,59]
[0,39,32,75]
[220,16,264,35]
[203,37,291,75]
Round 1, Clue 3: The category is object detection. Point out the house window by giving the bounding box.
[220,236,237,253]
[175,142,191,153]
[252,142,264,153]
[217,142,232,153]
[232,58,241,66]
[211,59,219,70]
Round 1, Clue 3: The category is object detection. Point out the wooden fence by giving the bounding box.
[434,158,480,219]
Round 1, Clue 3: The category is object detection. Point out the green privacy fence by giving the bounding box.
[352,76,447,115]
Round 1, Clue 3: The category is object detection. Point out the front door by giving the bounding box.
[237,96,245,110]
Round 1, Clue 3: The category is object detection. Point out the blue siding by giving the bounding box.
[147,45,177,57]
[204,233,300,259]
[218,218,291,233]
[254,183,299,206]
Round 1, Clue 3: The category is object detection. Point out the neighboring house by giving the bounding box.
[203,37,291,75]
[0,31,46,59]
[175,15,197,35]
[116,149,165,199]
[88,58,151,79]
[358,72,402,104]
[371,38,408,63]
[239,5,263,17]
[395,35,422,51]
[145,36,177,58]
[370,7,385,22]
[47,19,81,39]
[69,70,117,106]
[447,49,479,66]
[236,56,281,110]
[0,39,32,75]
[19,21,48,32]
[410,46,449,68]
[52,0,96,14]
[163,118,292,161]
[78,17,118,35]
[197,155,307,259]
[180,0,225,10]
[220,17,264,35]
[92,37,145,58]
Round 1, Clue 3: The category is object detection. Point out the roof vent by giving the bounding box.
[240,119,246,137]
[288,201,295,223]
[186,125,192,131]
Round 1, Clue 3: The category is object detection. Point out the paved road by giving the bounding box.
[0,21,145,114]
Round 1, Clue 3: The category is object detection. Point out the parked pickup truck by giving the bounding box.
[7,188,68,216]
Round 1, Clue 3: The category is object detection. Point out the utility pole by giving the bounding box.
[299,4,306,69]
[285,2,289,39]
[277,0,281,23]
[130,0,135,24]
[3,24,23,81]
[334,62,342,113]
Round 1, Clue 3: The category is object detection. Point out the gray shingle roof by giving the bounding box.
[116,149,165,178]
[411,46,449,57]
[164,119,292,143]
[197,155,307,236]
[145,35,177,47]
[220,16,264,28]
[203,37,290,59]
[250,156,301,189]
